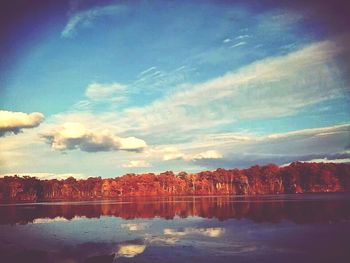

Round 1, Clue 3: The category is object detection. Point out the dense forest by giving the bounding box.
[1,162,350,202]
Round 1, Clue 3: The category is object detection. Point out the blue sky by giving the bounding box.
[0,0,349,179]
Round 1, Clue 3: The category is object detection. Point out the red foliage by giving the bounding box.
[1,162,349,202]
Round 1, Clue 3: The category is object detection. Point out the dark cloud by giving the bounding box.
[194,152,350,169]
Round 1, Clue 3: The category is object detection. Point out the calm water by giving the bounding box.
[1,194,350,263]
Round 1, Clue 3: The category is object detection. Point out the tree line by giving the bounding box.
[1,162,350,202]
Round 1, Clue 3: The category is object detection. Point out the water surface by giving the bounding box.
[1,194,350,262]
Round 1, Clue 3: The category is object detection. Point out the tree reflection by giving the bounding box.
[1,195,350,225]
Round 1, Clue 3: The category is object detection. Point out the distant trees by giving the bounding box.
[0,162,349,202]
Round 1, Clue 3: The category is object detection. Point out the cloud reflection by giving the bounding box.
[33,216,85,224]
[121,223,148,231]
[164,227,225,238]
[116,243,146,258]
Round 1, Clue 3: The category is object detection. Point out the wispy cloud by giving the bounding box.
[137,66,157,78]
[132,65,196,95]
[85,82,127,102]
[235,34,250,40]
[187,150,223,161]
[230,41,246,48]
[61,4,124,38]
[118,37,348,139]
[149,148,223,162]
[0,110,44,137]
[122,160,151,168]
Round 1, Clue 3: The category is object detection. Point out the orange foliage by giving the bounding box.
[1,162,350,202]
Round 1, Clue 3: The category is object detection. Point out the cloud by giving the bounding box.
[120,37,349,138]
[192,124,350,169]
[187,150,223,160]
[235,34,250,40]
[61,4,124,38]
[137,66,157,78]
[138,124,349,170]
[157,146,186,161]
[0,110,44,136]
[132,65,196,96]
[230,41,246,48]
[122,160,151,168]
[41,122,147,153]
[85,82,127,102]
[266,124,350,140]
[147,147,223,162]
[302,158,350,164]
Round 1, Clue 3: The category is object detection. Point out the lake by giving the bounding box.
[1,193,350,263]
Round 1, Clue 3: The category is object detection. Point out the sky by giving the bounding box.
[0,0,350,179]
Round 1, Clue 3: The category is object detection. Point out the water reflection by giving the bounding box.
[164,227,225,237]
[1,194,350,225]
[116,243,146,258]
[1,194,350,263]
[121,223,148,231]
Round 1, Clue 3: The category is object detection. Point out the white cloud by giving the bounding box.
[41,122,147,152]
[302,158,350,164]
[0,110,44,136]
[132,64,196,96]
[137,66,157,78]
[230,41,246,48]
[85,82,126,101]
[158,147,185,161]
[118,137,147,151]
[235,34,250,40]
[146,146,222,162]
[186,150,223,161]
[61,4,124,38]
[122,160,151,168]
